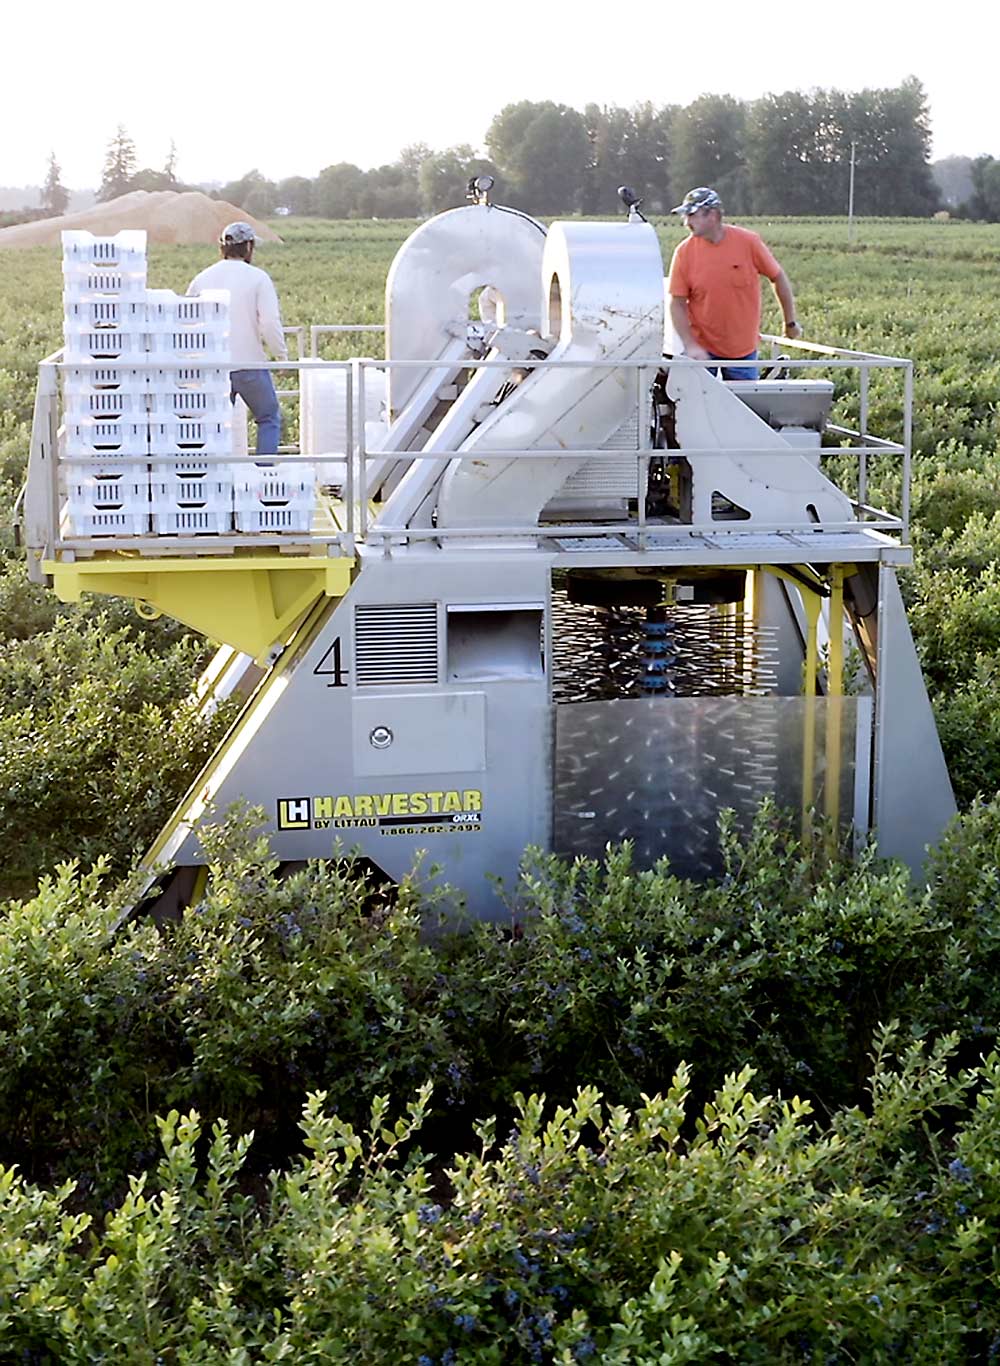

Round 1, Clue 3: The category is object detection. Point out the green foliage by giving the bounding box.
[40,152,68,218]
[969,154,1000,221]
[418,146,497,218]
[0,811,454,1189]
[97,123,138,203]
[0,800,998,1351]
[583,102,676,215]
[670,93,750,211]
[2,1035,1000,1360]
[0,803,998,1196]
[219,167,278,218]
[0,610,233,897]
[486,101,591,216]
[449,809,982,1121]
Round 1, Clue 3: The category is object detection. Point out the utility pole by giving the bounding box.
[847,140,856,245]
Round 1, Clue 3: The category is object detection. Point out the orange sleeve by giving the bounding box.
[667,242,689,297]
[751,233,781,281]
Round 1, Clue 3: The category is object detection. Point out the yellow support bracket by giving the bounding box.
[756,563,853,845]
[141,590,337,871]
[44,553,355,664]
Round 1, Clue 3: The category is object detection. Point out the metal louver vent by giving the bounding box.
[354,602,439,686]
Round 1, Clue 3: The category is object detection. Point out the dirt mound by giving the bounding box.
[0,191,282,248]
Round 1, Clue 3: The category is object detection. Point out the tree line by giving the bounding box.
[217,77,943,220]
[15,79,1000,227]
[0,131,180,228]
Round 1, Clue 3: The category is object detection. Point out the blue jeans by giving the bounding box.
[231,369,281,455]
[707,350,759,382]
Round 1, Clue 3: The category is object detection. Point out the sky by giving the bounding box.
[3,0,997,189]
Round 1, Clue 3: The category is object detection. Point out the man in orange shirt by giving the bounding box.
[667,186,802,380]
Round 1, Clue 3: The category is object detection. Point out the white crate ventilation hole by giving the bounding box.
[59,230,315,538]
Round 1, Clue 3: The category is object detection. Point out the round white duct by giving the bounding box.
[435,219,666,531]
[384,203,546,417]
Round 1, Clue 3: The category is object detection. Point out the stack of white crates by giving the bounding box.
[145,288,233,534]
[62,231,151,536]
[61,231,236,537]
[61,231,315,538]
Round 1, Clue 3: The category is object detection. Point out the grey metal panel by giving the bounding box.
[727,379,834,429]
[873,565,956,872]
[164,555,552,919]
[352,692,486,777]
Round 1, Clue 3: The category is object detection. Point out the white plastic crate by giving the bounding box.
[147,419,231,455]
[234,462,317,501]
[167,365,231,393]
[62,229,147,271]
[234,499,315,533]
[64,389,148,422]
[64,507,150,537]
[151,495,233,535]
[152,476,232,504]
[62,264,148,301]
[64,366,149,395]
[62,328,147,362]
[145,288,229,331]
[148,328,229,362]
[151,460,232,503]
[148,388,230,420]
[65,298,146,331]
[65,462,148,504]
[300,364,386,454]
[64,462,149,537]
[234,475,315,533]
[64,419,150,457]
[152,456,229,479]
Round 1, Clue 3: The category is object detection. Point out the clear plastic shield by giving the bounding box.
[554,696,870,878]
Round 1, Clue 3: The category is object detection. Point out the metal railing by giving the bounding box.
[21,332,912,570]
[762,332,913,536]
[352,346,911,550]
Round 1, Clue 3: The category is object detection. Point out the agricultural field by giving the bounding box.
[3,217,1000,1359]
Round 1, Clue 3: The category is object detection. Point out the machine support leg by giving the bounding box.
[801,588,822,838]
[824,566,845,846]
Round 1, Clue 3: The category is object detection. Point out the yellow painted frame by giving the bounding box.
[44,553,355,663]
[757,563,855,840]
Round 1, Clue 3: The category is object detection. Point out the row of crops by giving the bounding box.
[2,218,1000,1359]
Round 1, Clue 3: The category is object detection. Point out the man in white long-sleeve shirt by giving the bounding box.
[188,221,288,455]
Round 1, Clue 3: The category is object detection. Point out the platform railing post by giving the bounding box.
[858,361,869,515]
[636,363,651,552]
[346,360,356,541]
[824,566,845,848]
[902,362,913,541]
[357,360,368,542]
